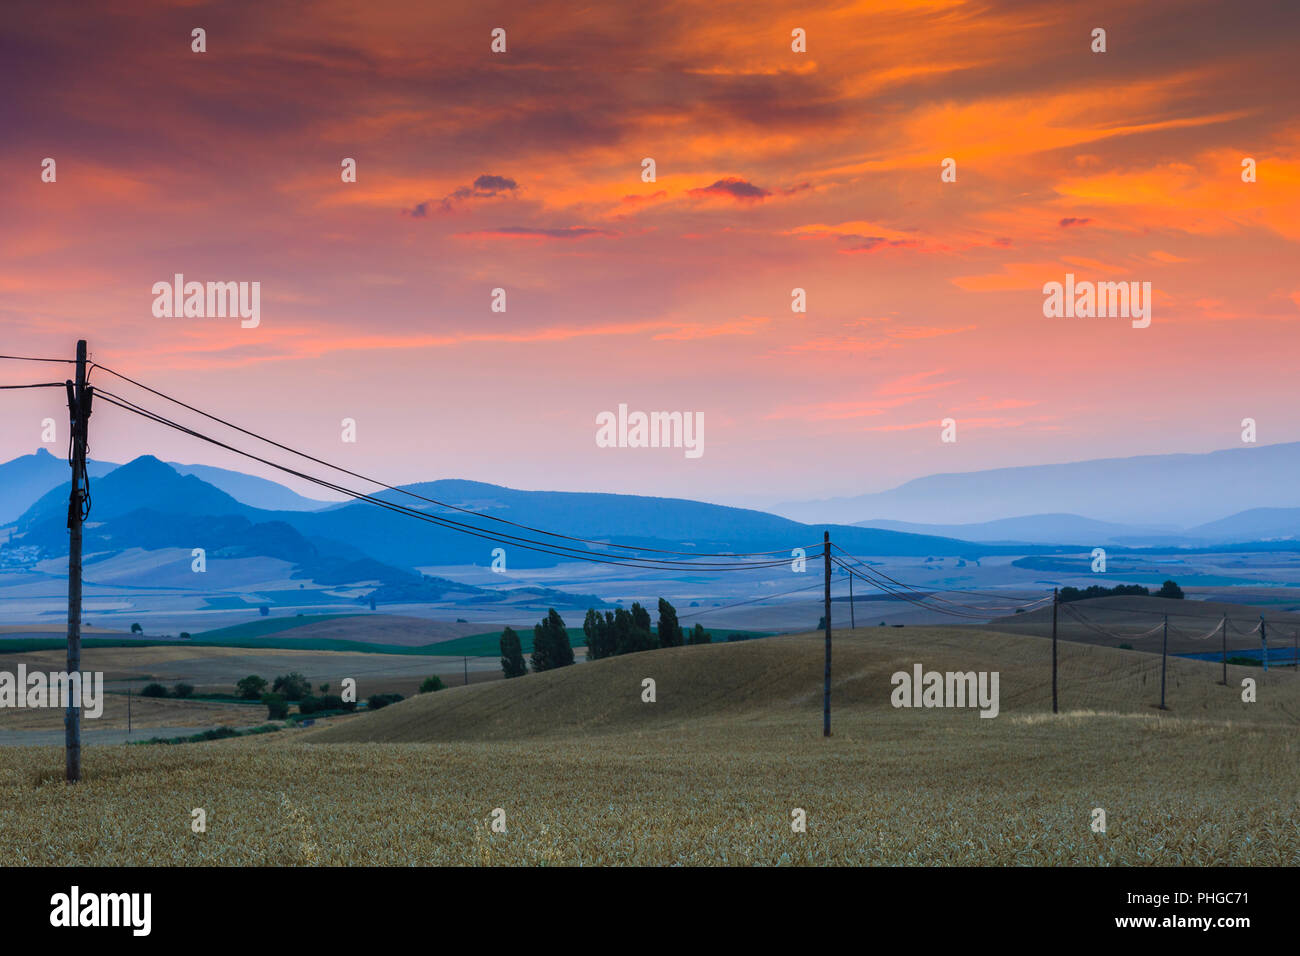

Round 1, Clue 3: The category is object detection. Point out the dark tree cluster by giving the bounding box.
[499,600,711,678]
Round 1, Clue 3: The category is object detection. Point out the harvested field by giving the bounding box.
[1,629,1296,866]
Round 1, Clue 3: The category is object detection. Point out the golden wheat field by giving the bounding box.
[1,628,1296,866]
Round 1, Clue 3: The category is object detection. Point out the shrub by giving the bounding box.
[299,693,349,715]
[271,672,311,701]
[262,692,288,719]
[367,693,404,711]
[172,683,194,699]
[196,727,240,742]
[419,675,446,694]
[236,675,268,700]
[140,682,168,698]
[130,623,143,635]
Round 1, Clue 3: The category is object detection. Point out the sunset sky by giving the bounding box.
[2,0,1297,508]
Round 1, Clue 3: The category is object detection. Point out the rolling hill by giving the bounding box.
[311,625,1295,744]
[980,594,1300,655]
[7,626,1296,867]
[1187,507,1300,543]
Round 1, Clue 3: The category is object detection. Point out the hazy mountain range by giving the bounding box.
[4,455,1003,584]
[775,442,1300,530]
[3,442,1299,588]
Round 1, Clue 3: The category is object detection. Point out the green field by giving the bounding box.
[434,626,773,657]
[0,616,773,659]
[194,615,365,641]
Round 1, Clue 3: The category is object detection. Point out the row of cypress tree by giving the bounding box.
[498,599,711,678]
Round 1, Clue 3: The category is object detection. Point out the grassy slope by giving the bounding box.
[984,595,1300,655]
[4,628,1296,865]
[312,626,1296,743]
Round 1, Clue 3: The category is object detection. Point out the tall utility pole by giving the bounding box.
[1051,587,1058,714]
[848,569,855,630]
[823,531,831,738]
[1219,616,1227,686]
[1159,614,1168,710]
[65,339,91,783]
[1260,616,1268,673]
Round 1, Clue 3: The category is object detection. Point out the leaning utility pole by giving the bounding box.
[1159,614,1169,710]
[65,339,91,783]
[1260,616,1268,673]
[823,530,831,737]
[848,569,855,630]
[1051,587,1058,714]
[1219,616,1227,686]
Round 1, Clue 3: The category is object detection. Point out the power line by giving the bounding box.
[91,364,806,561]
[678,578,828,619]
[95,392,801,573]
[1059,602,1165,641]
[0,355,77,364]
[828,555,1011,620]
[0,382,66,389]
[830,546,1053,615]
[831,542,1053,611]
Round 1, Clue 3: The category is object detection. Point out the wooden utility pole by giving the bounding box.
[823,530,831,737]
[1159,614,1168,710]
[1260,616,1268,673]
[848,569,855,630]
[1219,616,1227,686]
[463,656,469,686]
[65,339,91,783]
[1051,587,1058,714]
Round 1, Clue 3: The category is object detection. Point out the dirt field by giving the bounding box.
[0,693,263,733]
[1,628,1296,866]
